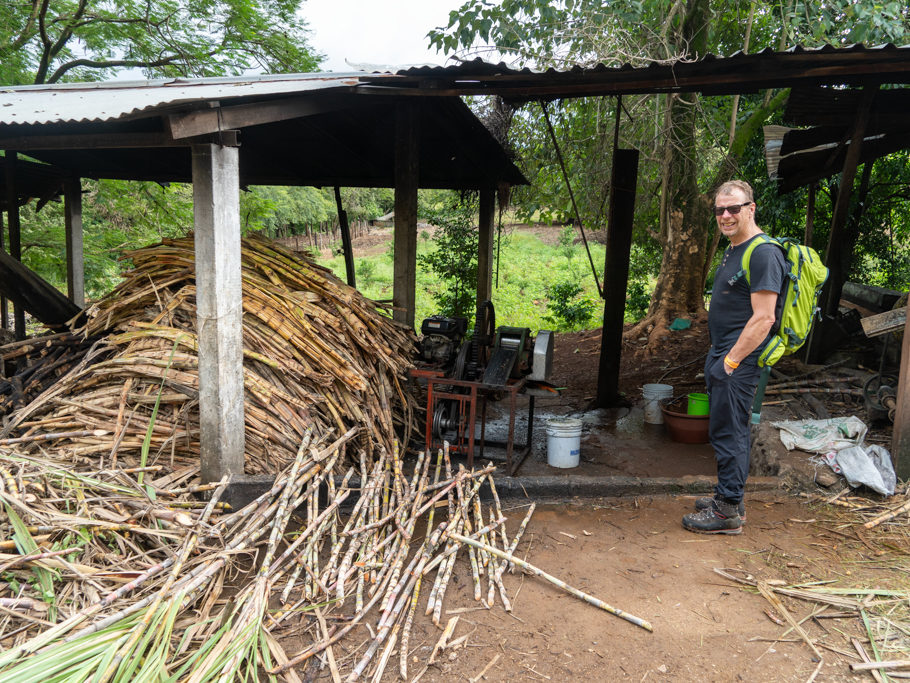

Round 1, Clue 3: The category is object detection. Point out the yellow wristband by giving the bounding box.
[724,356,740,369]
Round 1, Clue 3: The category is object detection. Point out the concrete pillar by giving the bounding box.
[192,143,246,482]
[477,189,495,311]
[393,102,419,329]
[64,178,85,308]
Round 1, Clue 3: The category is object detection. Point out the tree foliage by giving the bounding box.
[417,194,480,321]
[2,1,340,303]
[429,0,910,333]
[0,0,322,85]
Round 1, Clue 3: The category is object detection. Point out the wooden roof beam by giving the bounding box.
[0,130,239,151]
[166,95,351,139]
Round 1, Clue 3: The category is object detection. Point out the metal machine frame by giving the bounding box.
[410,367,537,476]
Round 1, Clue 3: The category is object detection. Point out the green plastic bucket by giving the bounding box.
[687,392,710,416]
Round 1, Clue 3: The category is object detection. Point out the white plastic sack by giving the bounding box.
[835,445,896,496]
[771,417,867,454]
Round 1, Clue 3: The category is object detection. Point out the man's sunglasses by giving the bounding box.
[714,201,752,216]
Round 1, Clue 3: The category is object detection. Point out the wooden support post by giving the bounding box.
[334,186,356,288]
[192,143,246,483]
[64,178,85,307]
[596,149,639,408]
[4,151,25,339]
[822,86,878,319]
[477,188,495,312]
[803,182,815,248]
[0,209,6,331]
[893,306,910,480]
[393,102,419,329]
[806,86,877,364]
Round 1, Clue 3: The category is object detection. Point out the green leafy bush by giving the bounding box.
[625,279,650,321]
[417,195,479,321]
[544,280,597,331]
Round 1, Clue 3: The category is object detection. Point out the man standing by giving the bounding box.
[682,180,788,535]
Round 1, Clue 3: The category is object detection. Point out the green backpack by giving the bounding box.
[740,234,829,368]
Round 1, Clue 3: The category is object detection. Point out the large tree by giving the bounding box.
[2,1,324,300]
[0,0,322,85]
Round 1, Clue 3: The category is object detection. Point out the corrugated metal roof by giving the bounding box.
[370,44,910,100]
[392,43,910,77]
[0,72,368,126]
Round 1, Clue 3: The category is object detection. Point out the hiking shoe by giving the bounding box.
[695,496,746,523]
[682,499,742,535]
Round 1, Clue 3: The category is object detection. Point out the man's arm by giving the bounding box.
[725,290,778,374]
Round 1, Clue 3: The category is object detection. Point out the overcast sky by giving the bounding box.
[300,0,464,72]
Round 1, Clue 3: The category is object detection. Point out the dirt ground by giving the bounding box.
[289,224,906,682]
[380,495,904,683]
[343,325,903,683]
[291,491,908,683]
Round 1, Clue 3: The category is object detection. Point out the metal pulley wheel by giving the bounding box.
[432,400,460,440]
[453,339,472,383]
[862,373,899,423]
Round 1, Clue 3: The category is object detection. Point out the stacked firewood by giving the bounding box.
[0,235,418,473]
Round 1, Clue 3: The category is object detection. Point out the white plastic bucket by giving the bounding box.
[642,383,673,424]
[546,418,582,468]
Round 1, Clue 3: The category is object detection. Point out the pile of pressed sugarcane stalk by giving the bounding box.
[0,333,98,415]
[0,234,417,473]
[802,482,910,531]
[0,434,651,681]
[0,436,483,680]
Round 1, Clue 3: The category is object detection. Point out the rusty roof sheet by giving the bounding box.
[366,44,910,99]
[392,43,910,77]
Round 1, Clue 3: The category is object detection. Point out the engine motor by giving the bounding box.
[419,315,467,365]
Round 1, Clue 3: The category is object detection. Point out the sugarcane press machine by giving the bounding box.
[411,302,554,475]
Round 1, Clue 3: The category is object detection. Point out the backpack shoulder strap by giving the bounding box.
[740,233,778,286]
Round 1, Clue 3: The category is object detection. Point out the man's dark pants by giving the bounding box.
[704,352,763,504]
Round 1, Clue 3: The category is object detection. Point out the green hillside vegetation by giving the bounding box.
[317,226,627,333]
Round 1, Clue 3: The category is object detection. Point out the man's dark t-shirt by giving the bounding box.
[708,233,788,364]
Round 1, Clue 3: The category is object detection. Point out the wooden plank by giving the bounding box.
[0,247,83,327]
[893,301,910,480]
[392,102,419,329]
[596,148,639,408]
[778,130,910,193]
[166,96,349,139]
[860,306,907,338]
[779,120,910,157]
[803,182,815,247]
[334,186,356,288]
[0,131,239,151]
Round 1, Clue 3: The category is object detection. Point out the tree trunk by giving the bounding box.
[630,0,712,345]
[629,3,789,349]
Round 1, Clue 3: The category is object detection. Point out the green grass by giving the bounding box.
[317,229,623,332]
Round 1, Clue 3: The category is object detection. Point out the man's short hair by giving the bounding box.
[715,180,754,203]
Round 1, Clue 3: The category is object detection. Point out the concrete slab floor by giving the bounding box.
[439,393,718,481]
